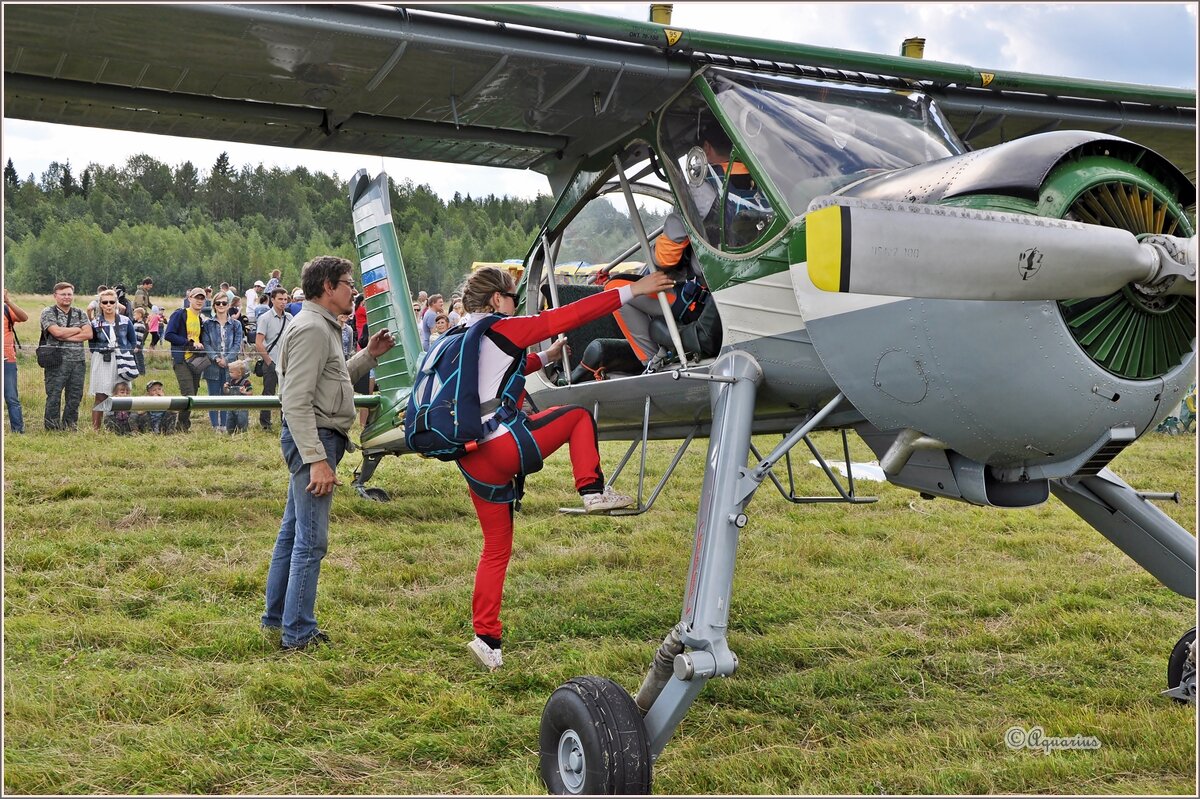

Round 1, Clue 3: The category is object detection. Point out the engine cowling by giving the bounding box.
[790,132,1196,498]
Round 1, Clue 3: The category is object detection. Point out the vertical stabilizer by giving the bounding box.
[349,169,423,446]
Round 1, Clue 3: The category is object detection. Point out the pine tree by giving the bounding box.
[59,161,77,197]
[206,152,235,220]
[3,158,18,189]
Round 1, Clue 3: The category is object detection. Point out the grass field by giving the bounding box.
[3,293,1197,794]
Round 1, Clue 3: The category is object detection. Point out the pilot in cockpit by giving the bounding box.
[605,120,750,367]
[568,122,745,383]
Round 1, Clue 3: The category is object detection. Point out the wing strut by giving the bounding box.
[612,153,689,367]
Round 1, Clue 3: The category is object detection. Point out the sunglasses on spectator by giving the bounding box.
[99,300,117,305]
[214,301,229,307]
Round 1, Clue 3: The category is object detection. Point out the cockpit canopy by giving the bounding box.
[659,69,967,249]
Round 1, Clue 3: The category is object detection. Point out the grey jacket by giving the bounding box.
[278,300,376,464]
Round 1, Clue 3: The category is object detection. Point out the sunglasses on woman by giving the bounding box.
[214,301,229,307]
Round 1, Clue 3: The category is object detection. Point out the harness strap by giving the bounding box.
[459,408,545,509]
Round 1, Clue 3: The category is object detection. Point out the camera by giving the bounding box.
[102,352,112,363]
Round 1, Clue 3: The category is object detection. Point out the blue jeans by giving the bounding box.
[205,374,228,427]
[262,425,348,647]
[4,360,24,433]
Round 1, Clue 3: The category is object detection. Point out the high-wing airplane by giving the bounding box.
[6,3,1196,794]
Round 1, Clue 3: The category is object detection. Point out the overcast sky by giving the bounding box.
[3,2,1196,201]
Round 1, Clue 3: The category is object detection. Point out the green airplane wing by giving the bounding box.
[5,4,1193,180]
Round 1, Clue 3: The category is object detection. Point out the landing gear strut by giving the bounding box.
[539,352,846,794]
[352,452,390,502]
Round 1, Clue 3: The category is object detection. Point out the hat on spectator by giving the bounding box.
[190,287,206,299]
[292,288,305,299]
[146,380,163,390]
[254,280,265,288]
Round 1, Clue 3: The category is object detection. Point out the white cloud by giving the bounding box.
[3,2,1195,200]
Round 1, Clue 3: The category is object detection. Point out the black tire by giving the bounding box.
[539,676,651,795]
[1166,627,1196,704]
[363,487,391,502]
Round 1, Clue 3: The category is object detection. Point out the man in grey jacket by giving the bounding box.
[261,255,395,651]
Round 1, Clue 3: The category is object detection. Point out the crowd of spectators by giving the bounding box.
[2,272,458,435]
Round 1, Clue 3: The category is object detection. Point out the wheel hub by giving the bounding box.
[557,729,586,793]
[1179,641,1197,703]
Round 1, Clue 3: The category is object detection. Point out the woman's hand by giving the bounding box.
[544,335,570,362]
[630,269,675,298]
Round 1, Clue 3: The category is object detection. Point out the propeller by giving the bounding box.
[805,196,1197,301]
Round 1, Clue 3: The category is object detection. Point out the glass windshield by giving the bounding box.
[704,69,965,216]
[658,85,777,251]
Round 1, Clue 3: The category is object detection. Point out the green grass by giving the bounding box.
[3,320,1197,794]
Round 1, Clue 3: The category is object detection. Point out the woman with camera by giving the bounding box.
[87,288,136,431]
[201,293,245,432]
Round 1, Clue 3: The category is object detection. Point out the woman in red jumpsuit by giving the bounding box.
[458,266,674,670]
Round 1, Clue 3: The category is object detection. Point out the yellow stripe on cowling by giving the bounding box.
[806,205,844,292]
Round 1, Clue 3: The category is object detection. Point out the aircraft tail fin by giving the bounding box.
[348,169,425,450]
[349,170,423,393]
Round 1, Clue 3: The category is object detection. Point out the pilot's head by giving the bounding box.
[698,120,732,162]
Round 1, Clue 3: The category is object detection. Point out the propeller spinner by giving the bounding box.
[806,196,1197,301]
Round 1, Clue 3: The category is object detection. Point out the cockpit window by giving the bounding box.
[703,69,965,216]
[659,86,776,252]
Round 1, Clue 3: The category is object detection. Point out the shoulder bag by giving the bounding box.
[36,307,72,369]
[254,316,287,377]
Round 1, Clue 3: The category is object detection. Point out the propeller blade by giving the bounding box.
[805,196,1194,301]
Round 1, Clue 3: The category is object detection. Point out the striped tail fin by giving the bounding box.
[349,169,423,447]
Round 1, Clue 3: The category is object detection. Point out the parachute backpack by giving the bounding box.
[404,314,544,505]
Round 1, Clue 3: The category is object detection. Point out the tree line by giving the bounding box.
[3,153,557,299]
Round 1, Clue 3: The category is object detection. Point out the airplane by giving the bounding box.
[5,3,1196,794]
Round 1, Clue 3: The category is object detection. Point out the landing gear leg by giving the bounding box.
[540,352,766,794]
[1164,627,1196,704]
[352,452,390,502]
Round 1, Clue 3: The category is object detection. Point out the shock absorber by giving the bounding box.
[634,625,685,714]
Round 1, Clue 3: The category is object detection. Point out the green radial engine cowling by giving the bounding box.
[1043,156,1195,380]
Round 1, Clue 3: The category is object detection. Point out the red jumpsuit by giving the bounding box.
[458,285,634,645]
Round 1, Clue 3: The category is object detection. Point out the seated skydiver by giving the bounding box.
[568,212,709,382]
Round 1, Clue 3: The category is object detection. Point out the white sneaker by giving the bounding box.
[467,637,503,672]
[582,487,635,513]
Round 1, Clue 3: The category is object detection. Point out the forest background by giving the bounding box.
[2,153,641,298]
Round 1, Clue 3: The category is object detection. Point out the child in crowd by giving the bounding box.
[104,382,135,435]
[224,360,253,433]
[132,307,148,375]
[134,380,178,434]
[147,306,163,348]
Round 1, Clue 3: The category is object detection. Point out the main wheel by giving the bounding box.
[539,676,651,795]
[1166,627,1196,704]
